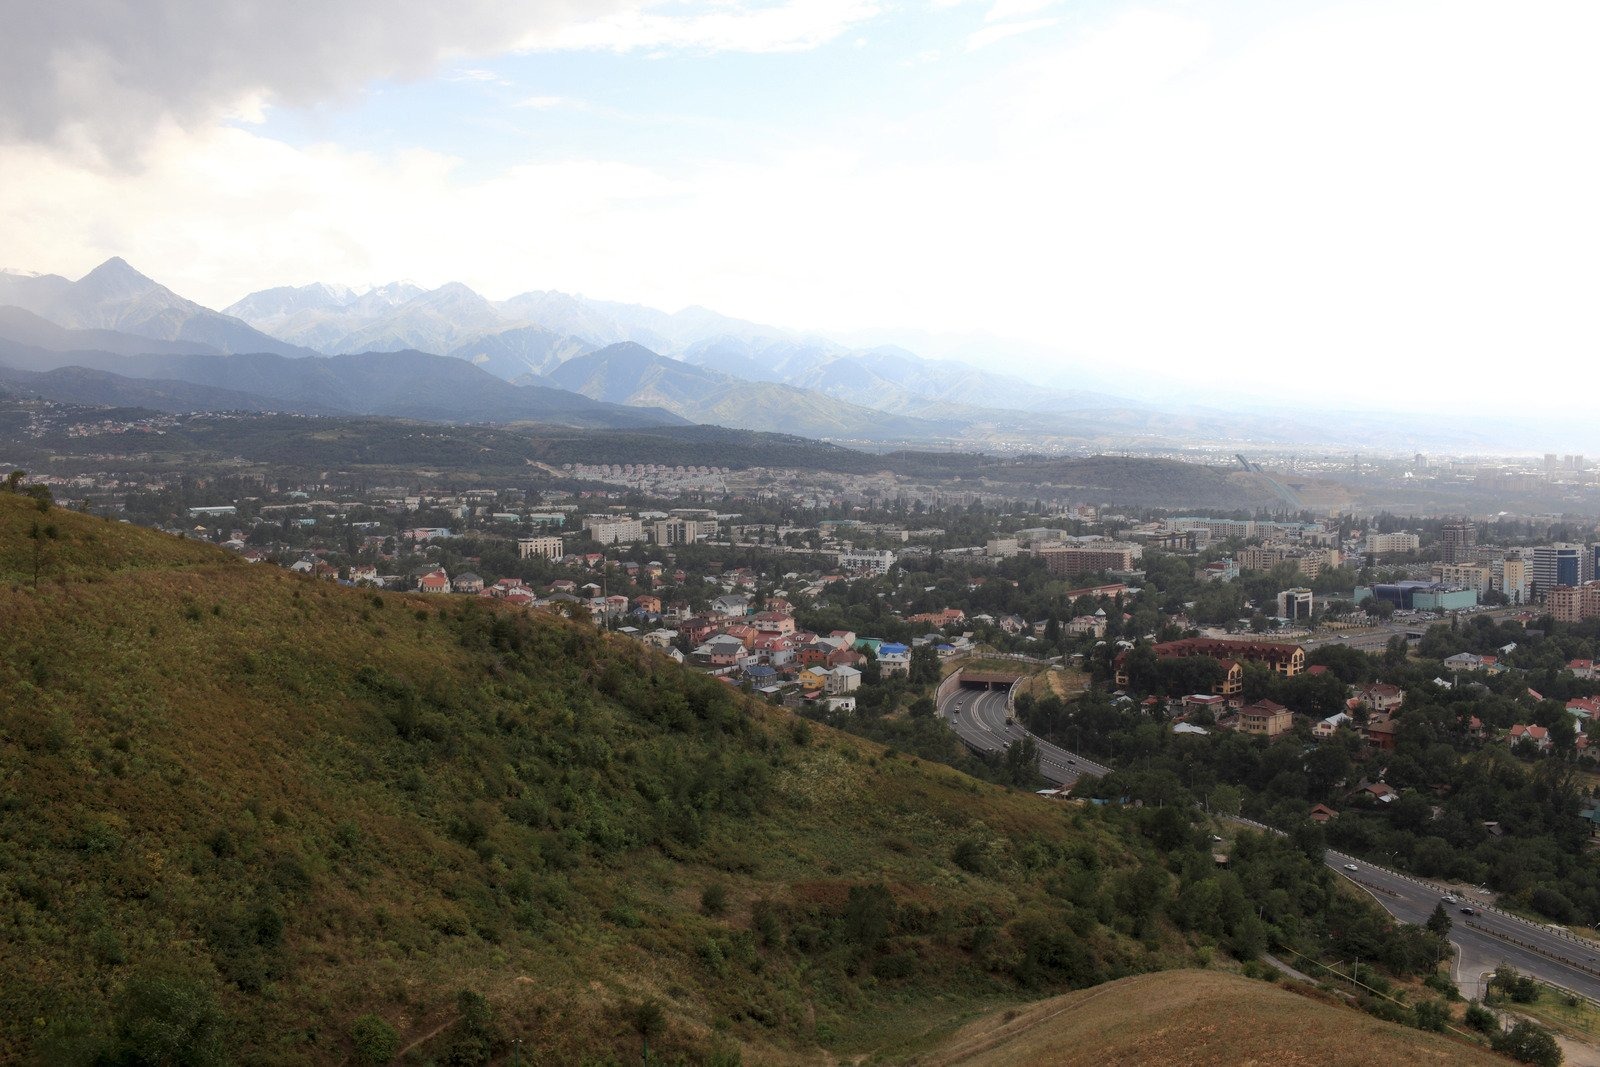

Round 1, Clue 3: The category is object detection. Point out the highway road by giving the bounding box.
[939,681,1110,786]
[1299,607,1526,653]
[939,679,1600,1002]
[1232,816,1600,1002]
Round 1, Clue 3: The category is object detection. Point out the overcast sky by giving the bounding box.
[3,0,1597,412]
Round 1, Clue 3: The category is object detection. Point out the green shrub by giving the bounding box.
[701,884,729,917]
[1463,999,1497,1033]
[1492,1020,1561,1067]
[350,1014,400,1065]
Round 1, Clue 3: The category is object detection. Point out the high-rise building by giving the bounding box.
[1276,588,1315,620]
[1532,544,1584,599]
[1492,555,1529,604]
[1548,582,1600,623]
[1439,522,1476,564]
[1431,562,1492,596]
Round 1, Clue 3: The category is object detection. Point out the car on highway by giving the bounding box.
[1459,906,1476,915]
[1066,758,1075,765]
[1343,863,1358,871]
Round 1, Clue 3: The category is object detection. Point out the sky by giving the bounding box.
[2,0,1598,413]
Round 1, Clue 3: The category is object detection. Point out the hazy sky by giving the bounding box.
[3,0,1598,411]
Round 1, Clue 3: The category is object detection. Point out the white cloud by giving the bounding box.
[6,0,1600,419]
[525,0,884,54]
[0,0,621,163]
[967,17,1061,51]
[513,95,586,110]
[984,0,1062,22]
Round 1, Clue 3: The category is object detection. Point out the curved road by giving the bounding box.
[940,682,1110,785]
[941,682,1600,1002]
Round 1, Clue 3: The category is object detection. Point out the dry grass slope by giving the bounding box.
[0,493,1191,1065]
[915,969,1506,1067]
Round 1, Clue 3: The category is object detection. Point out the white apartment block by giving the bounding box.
[517,535,565,561]
[1365,531,1420,554]
[837,548,897,575]
[583,516,645,545]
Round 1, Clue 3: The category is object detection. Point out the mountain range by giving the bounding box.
[0,307,683,429]
[0,259,311,358]
[0,257,1581,451]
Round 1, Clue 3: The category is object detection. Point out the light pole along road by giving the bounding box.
[937,678,1600,1002]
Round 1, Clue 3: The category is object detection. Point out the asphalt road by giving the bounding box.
[1299,607,1525,653]
[1234,817,1600,1000]
[939,682,1600,1001]
[939,683,1111,785]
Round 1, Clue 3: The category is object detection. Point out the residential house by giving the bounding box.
[1363,713,1399,752]
[680,617,719,645]
[348,564,380,586]
[642,629,679,650]
[1508,723,1552,751]
[1066,612,1108,637]
[825,648,865,670]
[877,642,912,676]
[452,572,484,594]
[744,664,779,687]
[712,594,753,617]
[1236,699,1293,740]
[489,577,529,597]
[1115,638,1303,690]
[1181,694,1229,717]
[1354,683,1404,713]
[797,666,831,691]
[826,665,863,695]
[1570,659,1599,680]
[417,569,451,594]
[1569,697,1600,721]
[795,645,830,668]
[1312,712,1352,740]
[907,608,966,628]
[634,595,662,615]
[752,611,797,636]
[697,636,747,667]
[1308,803,1340,824]
[1360,781,1399,804]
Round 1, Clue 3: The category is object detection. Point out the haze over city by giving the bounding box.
[5,0,1599,416]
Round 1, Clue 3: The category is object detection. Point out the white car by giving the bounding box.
[1343,863,1359,872]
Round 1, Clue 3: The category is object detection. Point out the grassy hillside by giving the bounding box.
[0,493,1190,1064]
[916,970,1506,1067]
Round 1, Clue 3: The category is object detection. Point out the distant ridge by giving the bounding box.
[0,258,314,358]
